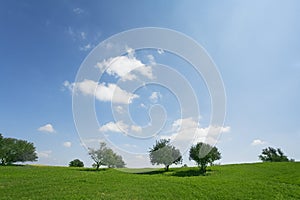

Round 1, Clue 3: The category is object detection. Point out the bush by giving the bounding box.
[69,159,84,167]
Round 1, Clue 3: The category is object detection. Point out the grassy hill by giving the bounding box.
[0,162,299,199]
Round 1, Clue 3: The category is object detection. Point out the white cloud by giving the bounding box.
[37,150,52,158]
[251,139,266,146]
[149,92,161,103]
[62,80,74,91]
[99,121,128,133]
[63,141,72,148]
[69,79,139,104]
[96,53,154,81]
[160,118,230,148]
[99,121,142,134]
[38,124,55,133]
[147,54,156,65]
[131,125,142,132]
[73,8,84,15]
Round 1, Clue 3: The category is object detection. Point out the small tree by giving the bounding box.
[89,142,125,170]
[149,139,182,171]
[189,142,221,174]
[0,135,38,165]
[69,159,84,167]
[259,147,289,162]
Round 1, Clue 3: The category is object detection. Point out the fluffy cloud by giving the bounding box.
[63,141,72,148]
[38,124,55,133]
[66,79,139,104]
[96,53,154,81]
[99,121,142,134]
[251,139,266,146]
[160,118,230,148]
[99,121,128,133]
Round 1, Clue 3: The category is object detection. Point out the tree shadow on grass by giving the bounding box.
[78,168,108,172]
[0,164,27,167]
[133,168,212,177]
[171,169,207,177]
[134,169,167,175]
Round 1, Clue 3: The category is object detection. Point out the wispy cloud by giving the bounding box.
[37,150,52,158]
[63,141,72,148]
[66,26,100,52]
[73,8,84,15]
[79,43,92,51]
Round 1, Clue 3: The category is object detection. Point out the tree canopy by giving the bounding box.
[259,147,290,162]
[89,142,125,170]
[189,142,221,174]
[0,134,38,165]
[149,139,182,171]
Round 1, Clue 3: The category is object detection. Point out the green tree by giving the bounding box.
[189,142,221,174]
[149,139,182,171]
[0,135,38,165]
[259,147,289,162]
[69,159,84,167]
[89,142,125,170]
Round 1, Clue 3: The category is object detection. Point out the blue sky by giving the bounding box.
[1,0,299,167]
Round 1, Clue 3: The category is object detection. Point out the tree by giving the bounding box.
[69,159,84,167]
[189,142,221,174]
[88,142,125,170]
[149,139,182,171]
[259,147,289,162]
[0,135,38,165]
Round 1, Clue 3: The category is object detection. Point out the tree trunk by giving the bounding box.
[200,165,206,175]
[165,165,169,171]
[96,163,100,170]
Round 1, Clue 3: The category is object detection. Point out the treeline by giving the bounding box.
[1,133,295,175]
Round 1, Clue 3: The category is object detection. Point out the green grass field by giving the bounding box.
[0,162,299,199]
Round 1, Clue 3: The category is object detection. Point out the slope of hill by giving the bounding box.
[0,162,299,199]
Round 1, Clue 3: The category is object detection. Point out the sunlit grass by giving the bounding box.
[0,162,299,199]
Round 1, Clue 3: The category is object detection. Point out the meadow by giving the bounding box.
[0,162,299,199]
